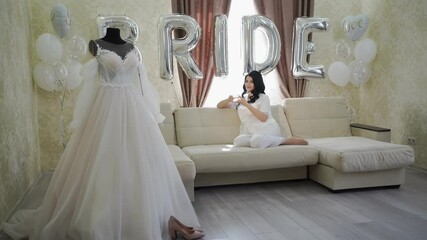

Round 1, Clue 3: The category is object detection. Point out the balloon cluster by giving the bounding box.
[328,14,377,87]
[33,4,87,92]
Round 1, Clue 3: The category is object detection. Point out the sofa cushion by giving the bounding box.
[270,105,293,138]
[181,144,318,173]
[168,145,196,180]
[174,107,240,147]
[174,105,292,147]
[283,97,352,138]
[308,137,415,172]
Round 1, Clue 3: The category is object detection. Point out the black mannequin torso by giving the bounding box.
[100,27,126,44]
[89,28,134,59]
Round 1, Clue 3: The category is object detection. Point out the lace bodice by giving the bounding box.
[70,42,165,130]
[96,47,139,87]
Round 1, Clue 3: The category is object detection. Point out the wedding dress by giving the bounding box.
[1,45,200,240]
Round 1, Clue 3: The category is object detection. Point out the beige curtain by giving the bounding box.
[254,0,314,98]
[172,0,231,107]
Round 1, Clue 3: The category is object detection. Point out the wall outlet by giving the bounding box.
[407,137,417,145]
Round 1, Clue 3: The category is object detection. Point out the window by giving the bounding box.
[203,0,282,107]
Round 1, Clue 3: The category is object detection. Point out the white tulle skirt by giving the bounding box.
[1,85,199,240]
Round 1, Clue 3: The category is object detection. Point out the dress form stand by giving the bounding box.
[89,27,133,59]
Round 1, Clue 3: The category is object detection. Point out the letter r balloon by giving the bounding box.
[158,14,203,80]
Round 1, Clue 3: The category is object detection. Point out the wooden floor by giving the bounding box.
[194,167,427,240]
[2,167,427,240]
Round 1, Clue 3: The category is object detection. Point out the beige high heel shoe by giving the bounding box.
[170,216,203,233]
[168,216,204,240]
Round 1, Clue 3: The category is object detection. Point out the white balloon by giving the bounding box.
[53,62,68,87]
[327,61,350,87]
[65,60,83,90]
[51,3,71,38]
[342,14,369,41]
[354,38,377,63]
[336,39,352,59]
[65,35,87,61]
[33,62,58,91]
[349,60,371,86]
[35,33,63,63]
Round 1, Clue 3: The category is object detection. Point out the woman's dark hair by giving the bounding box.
[241,70,265,103]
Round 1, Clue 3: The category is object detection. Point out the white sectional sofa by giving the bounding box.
[158,97,415,200]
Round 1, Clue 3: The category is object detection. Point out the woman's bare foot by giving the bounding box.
[282,137,308,145]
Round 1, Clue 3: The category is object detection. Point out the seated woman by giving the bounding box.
[217,70,308,148]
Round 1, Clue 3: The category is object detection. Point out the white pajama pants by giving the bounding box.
[233,134,284,148]
[233,123,284,148]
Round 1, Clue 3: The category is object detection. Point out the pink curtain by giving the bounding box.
[172,0,231,107]
[254,0,314,98]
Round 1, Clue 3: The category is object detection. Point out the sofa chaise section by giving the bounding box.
[283,97,415,191]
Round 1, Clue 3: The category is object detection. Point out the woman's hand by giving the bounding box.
[235,92,252,106]
[217,95,234,108]
[236,96,248,106]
